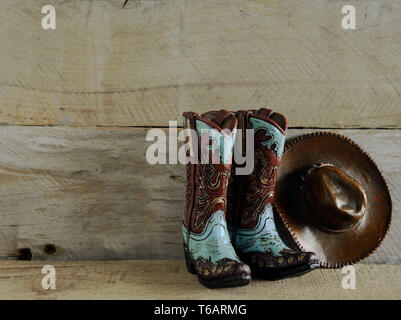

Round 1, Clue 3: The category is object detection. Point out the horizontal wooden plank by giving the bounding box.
[1,0,401,127]
[0,126,399,263]
[0,260,400,299]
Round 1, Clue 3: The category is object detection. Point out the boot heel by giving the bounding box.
[184,248,197,275]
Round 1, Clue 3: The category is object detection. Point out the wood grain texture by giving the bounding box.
[0,260,400,299]
[1,0,401,127]
[0,126,399,263]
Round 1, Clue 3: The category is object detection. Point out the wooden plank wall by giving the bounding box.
[0,127,399,262]
[1,0,401,128]
[0,0,400,262]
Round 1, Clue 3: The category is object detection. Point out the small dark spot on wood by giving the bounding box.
[72,170,89,176]
[59,107,66,111]
[169,175,183,181]
[17,248,32,261]
[44,244,57,255]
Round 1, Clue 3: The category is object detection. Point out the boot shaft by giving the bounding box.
[183,110,238,234]
[228,109,287,229]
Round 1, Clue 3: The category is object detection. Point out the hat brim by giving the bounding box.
[275,132,392,268]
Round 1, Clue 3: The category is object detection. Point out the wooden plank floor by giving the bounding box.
[0,260,399,299]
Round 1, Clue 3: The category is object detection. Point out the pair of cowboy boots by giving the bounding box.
[182,109,319,288]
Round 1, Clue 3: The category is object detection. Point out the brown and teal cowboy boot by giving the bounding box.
[227,108,319,280]
[182,110,251,288]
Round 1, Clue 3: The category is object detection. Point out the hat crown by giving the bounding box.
[302,164,367,233]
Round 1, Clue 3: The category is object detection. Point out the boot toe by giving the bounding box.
[303,251,320,268]
[196,260,251,289]
[232,262,252,279]
[244,250,319,280]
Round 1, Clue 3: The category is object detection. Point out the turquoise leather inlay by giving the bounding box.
[229,204,291,255]
[195,120,236,165]
[249,117,285,158]
[183,210,241,264]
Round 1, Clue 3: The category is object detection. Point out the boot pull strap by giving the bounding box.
[257,108,274,118]
[215,109,234,126]
[183,112,200,158]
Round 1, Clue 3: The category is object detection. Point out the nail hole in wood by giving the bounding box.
[17,248,32,261]
[44,244,57,255]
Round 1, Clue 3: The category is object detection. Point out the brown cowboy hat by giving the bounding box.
[275,132,392,268]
